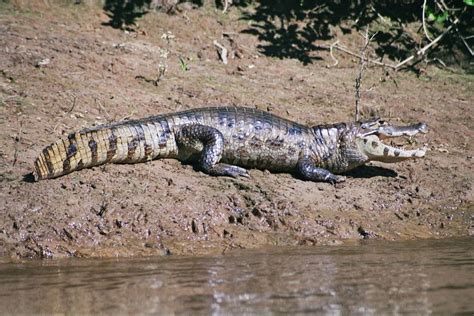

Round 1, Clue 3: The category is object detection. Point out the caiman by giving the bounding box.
[32,106,428,183]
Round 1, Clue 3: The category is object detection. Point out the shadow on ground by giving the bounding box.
[102,0,473,67]
[103,0,152,29]
[345,165,397,179]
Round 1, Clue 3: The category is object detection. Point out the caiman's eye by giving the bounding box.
[360,117,380,129]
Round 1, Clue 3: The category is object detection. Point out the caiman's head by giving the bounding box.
[352,118,428,163]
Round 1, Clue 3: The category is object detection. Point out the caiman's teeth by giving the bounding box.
[360,134,427,163]
[361,130,378,137]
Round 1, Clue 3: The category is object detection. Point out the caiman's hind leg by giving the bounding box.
[297,156,346,184]
[176,124,250,178]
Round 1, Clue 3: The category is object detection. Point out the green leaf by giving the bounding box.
[436,11,448,23]
[427,12,436,22]
[464,0,474,6]
[178,56,189,72]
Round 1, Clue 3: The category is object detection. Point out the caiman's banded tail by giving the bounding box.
[33,120,177,181]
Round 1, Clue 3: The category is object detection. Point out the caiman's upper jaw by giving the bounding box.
[356,120,428,163]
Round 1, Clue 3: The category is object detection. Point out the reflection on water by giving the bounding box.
[0,238,473,314]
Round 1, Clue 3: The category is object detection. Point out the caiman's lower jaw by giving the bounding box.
[357,134,426,163]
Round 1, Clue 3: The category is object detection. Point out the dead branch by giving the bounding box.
[325,1,467,71]
[95,98,112,122]
[326,16,460,71]
[422,0,434,42]
[222,0,232,14]
[434,1,473,56]
[459,35,474,56]
[354,27,377,122]
[327,43,396,69]
[329,40,340,67]
[213,40,228,64]
[394,17,459,69]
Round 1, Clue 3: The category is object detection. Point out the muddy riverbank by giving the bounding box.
[0,1,472,259]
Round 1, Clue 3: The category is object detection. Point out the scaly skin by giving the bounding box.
[32,107,428,183]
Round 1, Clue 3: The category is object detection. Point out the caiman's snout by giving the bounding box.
[356,119,428,163]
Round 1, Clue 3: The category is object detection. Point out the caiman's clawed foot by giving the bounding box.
[298,157,346,184]
[205,163,250,178]
[329,175,346,184]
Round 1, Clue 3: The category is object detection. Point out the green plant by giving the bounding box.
[178,56,189,72]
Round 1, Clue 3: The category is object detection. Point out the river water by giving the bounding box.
[0,237,472,314]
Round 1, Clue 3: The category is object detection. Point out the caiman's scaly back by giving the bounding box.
[32,107,428,183]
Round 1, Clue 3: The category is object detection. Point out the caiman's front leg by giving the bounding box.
[177,124,249,178]
[297,156,346,184]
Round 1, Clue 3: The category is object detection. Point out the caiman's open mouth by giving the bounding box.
[356,119,428,163]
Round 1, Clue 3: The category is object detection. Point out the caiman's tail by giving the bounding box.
[32,120,175,181]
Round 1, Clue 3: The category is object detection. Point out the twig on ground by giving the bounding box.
[213,40,228,64]
[53,122,69,136]
[67,95,77,113]
[136,62,167,86]
[95,98,111,122]
[433,57,447,67]
[329,40,340,67]
[430,57,457,72]
[142,165,152,193]
[12,119,23,167]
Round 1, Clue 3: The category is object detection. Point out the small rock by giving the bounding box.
[115,219,123,228]
[176,1,198,11]
[144,242,160,249]
[191,219,199,234]
[66,198,78,206]
[223,229,232,238]
[252,207,262,218]
[35,58,50,68]
[419,187,433,199]
[357,226,376,239]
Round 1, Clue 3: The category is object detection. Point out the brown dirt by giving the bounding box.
[0,1,473,259]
